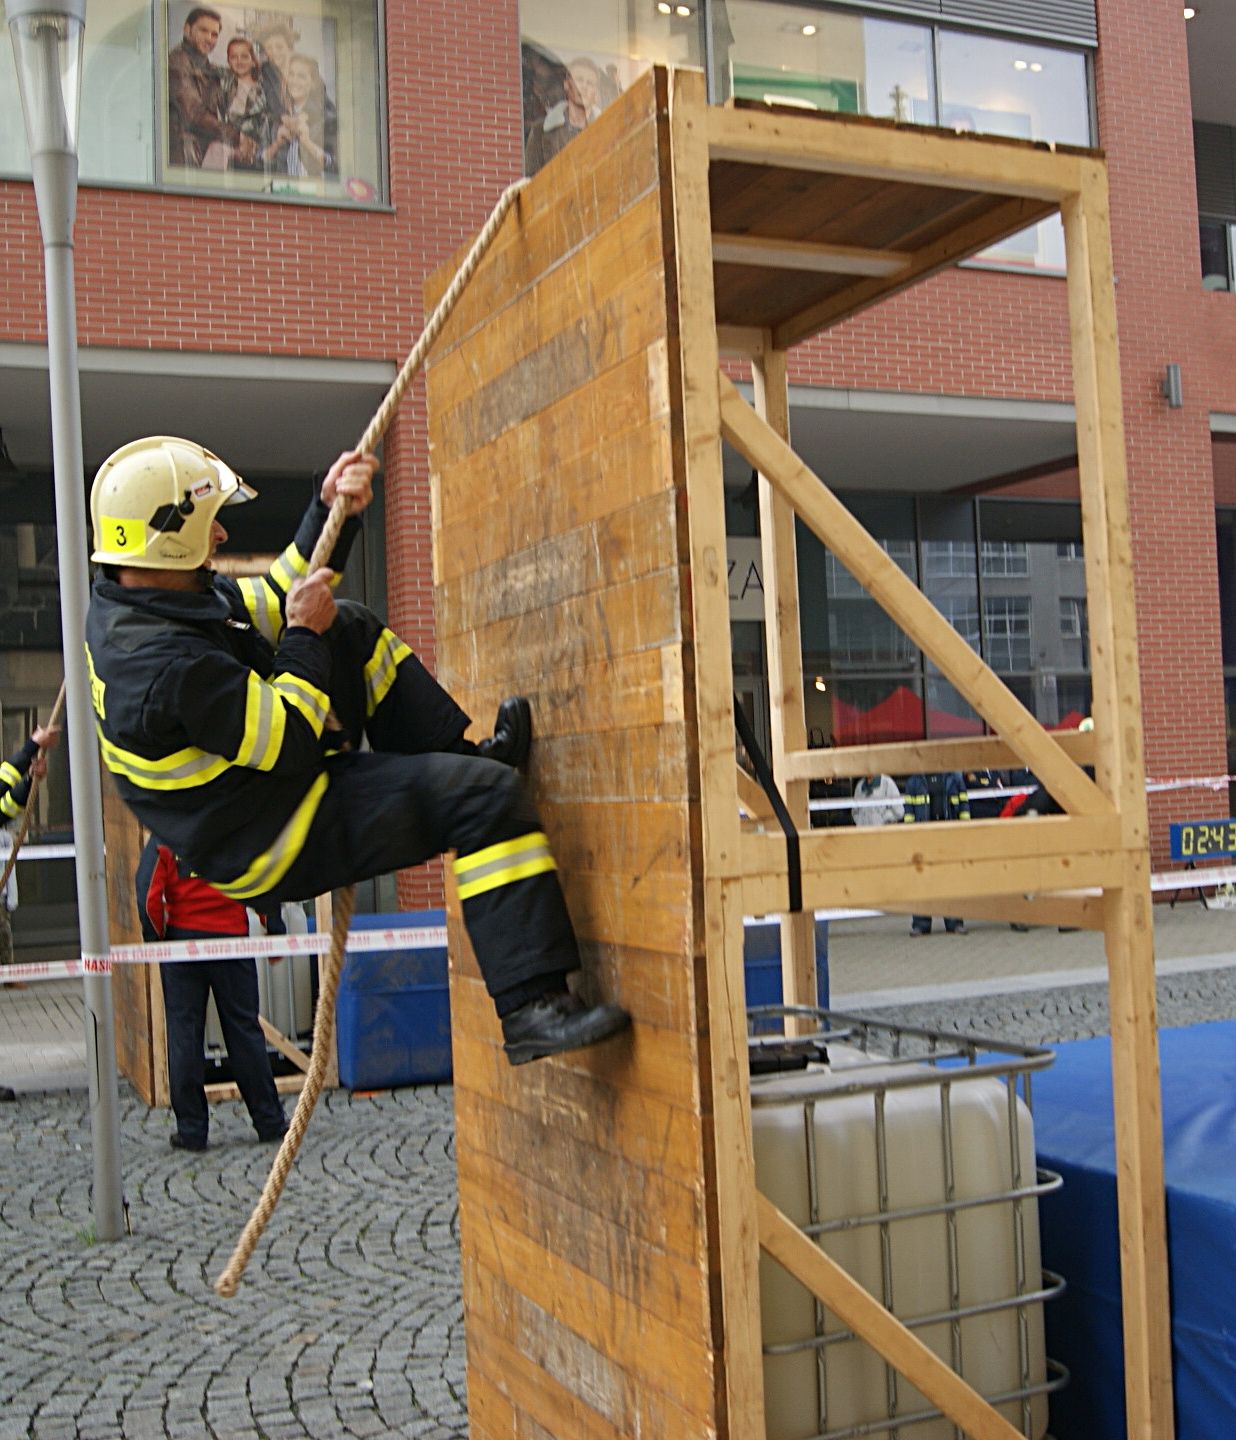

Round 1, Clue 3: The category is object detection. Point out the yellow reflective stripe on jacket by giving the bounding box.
[363,629,412,716]
[212,772,328,900]
[453,831,556,901]
[0,794,20,820]
[268,542,308,595]
[236,576,283,644]
[0,762,21,789]
[235,673,287,770]
[96,726,232,790]
[272,673,330,737]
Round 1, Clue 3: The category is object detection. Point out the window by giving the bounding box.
[938,30,1090,272]
[1056,541,1083,560]
[938,595,980,648]
[923,540,975,579]
[1,0,386,204]
[521,0,702,176]
[1,0,154,185]
[1059,597,1086,639]
[984,595,1033,670]
[722,5,934,123]
[1201,219,1235,292]
[981,541,1030,577]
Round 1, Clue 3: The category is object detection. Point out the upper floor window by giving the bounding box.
[981,541,1030,577]
[0,0,386,205]
[521,0,702,176]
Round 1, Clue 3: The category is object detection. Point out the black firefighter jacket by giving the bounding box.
[84,499,358,892]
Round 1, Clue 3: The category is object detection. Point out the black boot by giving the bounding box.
[501,992,631,1066]
[477,696,532,769]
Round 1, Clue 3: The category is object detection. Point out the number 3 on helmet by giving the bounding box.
[90,436,258,571]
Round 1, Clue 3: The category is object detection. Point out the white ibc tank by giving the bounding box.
[753,1043,1048,1440]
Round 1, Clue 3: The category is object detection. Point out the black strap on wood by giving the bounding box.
[733,694,802,914]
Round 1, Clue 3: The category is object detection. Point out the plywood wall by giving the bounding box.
[426,68,730,1437]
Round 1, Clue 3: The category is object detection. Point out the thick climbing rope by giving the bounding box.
[0,680,67,902]
[214,177,527,1298]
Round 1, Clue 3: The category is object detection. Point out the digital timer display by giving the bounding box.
[1169,820,1236,862]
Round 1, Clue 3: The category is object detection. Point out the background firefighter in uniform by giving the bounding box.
[86,437,629,1066]
[0,724,58,969]
[904,771,969,936]
[136,834,288,1151]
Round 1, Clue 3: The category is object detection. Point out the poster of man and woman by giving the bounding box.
[166,3,342,189]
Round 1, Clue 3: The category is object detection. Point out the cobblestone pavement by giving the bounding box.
[2,902,1235,1437]
[0,1086,468,1440]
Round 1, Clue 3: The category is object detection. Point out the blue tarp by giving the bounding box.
[1034,1021,1236,1440]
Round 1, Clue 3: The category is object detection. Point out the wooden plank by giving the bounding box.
[879,892,1104,930]
[753,342,816,1025]
[716,324,767,357]
[712,232,911,276]
[741,814,1126,914]
[757,1192,1026,1440]
[258,1015,309,1074]
[206,1072,305,1103]
[773,194,1053,346]
[669,65,766,1440]
[737,766,775,821]
[783,729,1095,782]
[1064,160,1174,1440]
[718,375,1111,818]
[528,725,693,805]
[706,102,1086,202]
[457,1148,711,1337]
[462,1177,717,1420]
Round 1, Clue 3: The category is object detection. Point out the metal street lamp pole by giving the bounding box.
[7,0,124,1241]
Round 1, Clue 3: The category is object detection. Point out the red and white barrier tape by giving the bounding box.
[0,924,447,986]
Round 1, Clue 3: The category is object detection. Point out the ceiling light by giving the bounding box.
[675,2,691,13]
[1030,61,1042,71]
[814,676,827,693]
[1013,59,1028,70]
[802,23,816,35]
[1184,7,1197,18]
[657,1,671,11]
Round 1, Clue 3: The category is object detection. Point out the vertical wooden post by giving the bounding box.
[1063,163,1174,1440]
[669,66,766,1440]
[752,343,817,1020]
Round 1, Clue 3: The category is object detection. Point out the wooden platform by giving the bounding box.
[426,66,1171,1440]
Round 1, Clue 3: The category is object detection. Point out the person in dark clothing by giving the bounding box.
[904,772,969,936]
[136,836,287,1150]
[0,724,59,1101]
[86,436,628,1067]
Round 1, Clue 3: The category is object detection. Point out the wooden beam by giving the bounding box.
[757,1192,1027,1440]
[741,814,1125,915]
[1064,160,1174,1440]
[782,730,1096,783]
[737,765,775,821]
[669,66,766,1439]
[718,374,1111,817]
[258,1015,311,1074]
[754,341,817,1023]
[713,232,911,277]
[773,194,1050,348]
[716,324,766,357]
[879,892,1104,930]
[706,103,1086,202]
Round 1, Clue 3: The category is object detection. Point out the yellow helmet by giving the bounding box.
[90,436,257,570]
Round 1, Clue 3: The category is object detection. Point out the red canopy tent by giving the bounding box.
[832,684,983,744]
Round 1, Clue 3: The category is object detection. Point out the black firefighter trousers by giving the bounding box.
[233,603,580,1005]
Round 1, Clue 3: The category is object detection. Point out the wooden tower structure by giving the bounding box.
[425,66,1171,1440]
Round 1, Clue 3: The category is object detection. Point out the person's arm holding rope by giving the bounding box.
[234,452,376,644]
[0,725,59,822]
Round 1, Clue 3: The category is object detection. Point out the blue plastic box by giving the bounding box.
[743,915,830,1009]
[336,910,451,1089]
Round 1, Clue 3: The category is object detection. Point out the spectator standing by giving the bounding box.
[904,772,969,936]
[852,773,904,828]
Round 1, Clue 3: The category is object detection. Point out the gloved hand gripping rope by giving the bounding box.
[214,178,527,1298]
